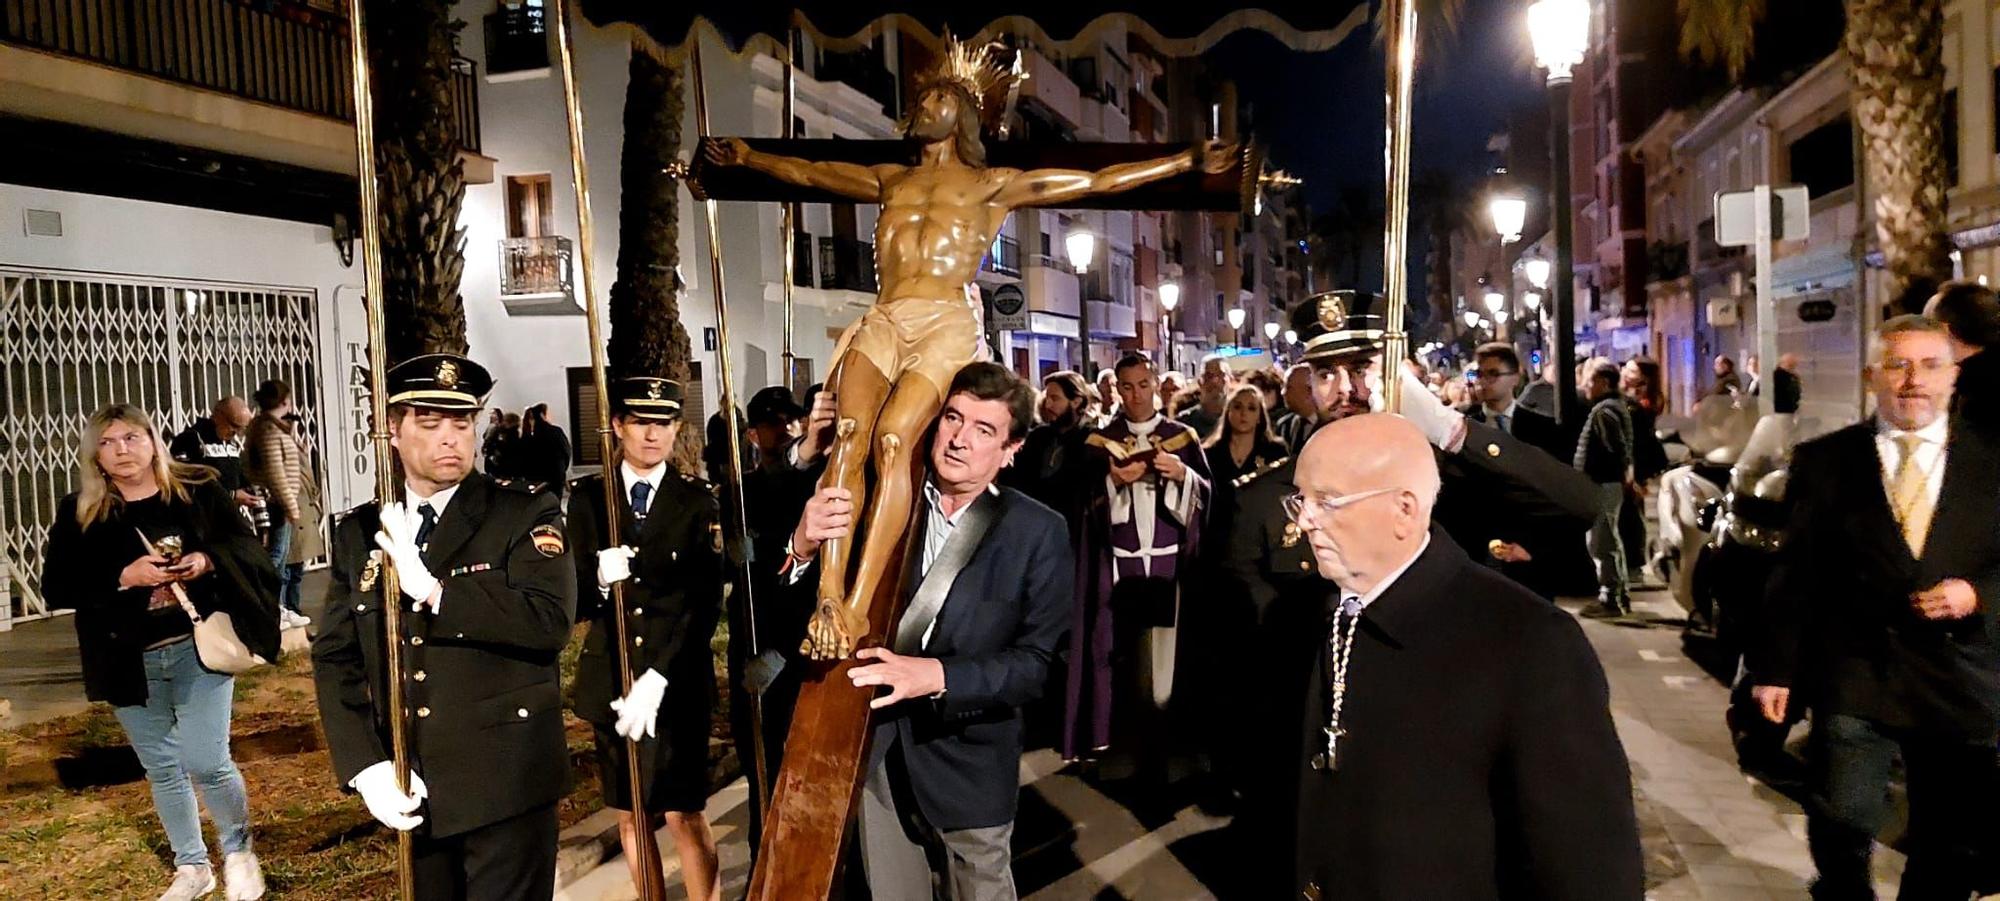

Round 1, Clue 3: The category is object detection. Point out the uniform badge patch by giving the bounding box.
[359,550,383,591]
[1282,522,1303,548]
[530,524,566,557]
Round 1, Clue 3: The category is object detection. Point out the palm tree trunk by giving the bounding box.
[611,42,702,473]
[1846,0,1951,311]
[368,0,468,360]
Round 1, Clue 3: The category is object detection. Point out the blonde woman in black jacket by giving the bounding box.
[43,404,281,901]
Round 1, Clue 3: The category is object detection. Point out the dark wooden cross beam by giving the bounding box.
[689,137,1263,212]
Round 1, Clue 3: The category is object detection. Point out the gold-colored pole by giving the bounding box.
[1381,0,1418,413]
[781,29,799,390]
[689,33,771,821]
[548,2,669,897]
[338,0,413,895]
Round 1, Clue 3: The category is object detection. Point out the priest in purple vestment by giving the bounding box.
[1064,352,1212,770]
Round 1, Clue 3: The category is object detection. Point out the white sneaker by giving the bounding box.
[159,864,216,901]
[290,610,311,627]
[223,851,265,900]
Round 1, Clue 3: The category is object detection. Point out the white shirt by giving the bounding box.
[1340,535,1433,615]
[1875,415,1948,513]
[621,459,667,515]
[1482,399,1520,433]
[917,481,1001,650]
[403,480,462,536]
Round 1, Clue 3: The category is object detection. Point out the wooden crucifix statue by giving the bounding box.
[705,37,1237,661]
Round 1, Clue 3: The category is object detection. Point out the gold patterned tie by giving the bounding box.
[1890,433,1935,556]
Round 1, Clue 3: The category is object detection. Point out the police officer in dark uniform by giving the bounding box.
[567,376,725,898]
[311,353,577,901]
[1221,292,1603,896]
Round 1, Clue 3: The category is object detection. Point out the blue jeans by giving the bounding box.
[267,520,301,614]
[111,639,252,867]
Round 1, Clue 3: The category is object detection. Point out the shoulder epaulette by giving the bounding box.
[1234,456,1291,489]
[492,477,545,494]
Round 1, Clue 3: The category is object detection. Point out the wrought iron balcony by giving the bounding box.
[499,236,573,298]
[2,0,482,153]
[483,2,548,75]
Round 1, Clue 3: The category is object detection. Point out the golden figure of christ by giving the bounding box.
[707,43,1235,660]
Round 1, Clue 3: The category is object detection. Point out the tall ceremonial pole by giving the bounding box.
[547,1,670,897]
[781,29,800,390]
[338,0,415,895]
[689,34,771,818]
[1380,0,1418,414]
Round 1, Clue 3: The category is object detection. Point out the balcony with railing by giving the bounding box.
[816,50,897,116]
[499,235,575,315]
[484,2,548,76]
[2,0,484,164]
[983,235,1022,277]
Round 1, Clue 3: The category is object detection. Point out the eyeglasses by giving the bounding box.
[1282,486,1403,524]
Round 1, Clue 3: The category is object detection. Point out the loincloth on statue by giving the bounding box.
[828,294,983,394]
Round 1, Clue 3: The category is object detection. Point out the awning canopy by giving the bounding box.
[580,1,1370,56]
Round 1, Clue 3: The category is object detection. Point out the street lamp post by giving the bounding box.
[1264,320,1281,360]
[1158,282,1180,373]
[1483,290,1507,341]
[1067,229,1097,375]
[1488,192,1526,341]
[1530,0,1589,426]
[1522,290,1545,358]
[1227,307,1247,347]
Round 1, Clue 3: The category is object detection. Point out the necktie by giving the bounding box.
[415,503,438,549]
[630,480,652,518]
[1496,413,1512,435]
[1890,433,1935,556]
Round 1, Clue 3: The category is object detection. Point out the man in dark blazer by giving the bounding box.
[567,376,724,898]
[784,362,1071,901]
[1222,296,1605,891]
[1750,315,2000,898]
[1283,413,1642,900]
[1450,341,1582,598]
[312,354,577,900]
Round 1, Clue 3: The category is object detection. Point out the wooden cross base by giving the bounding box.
[746,464,924,900]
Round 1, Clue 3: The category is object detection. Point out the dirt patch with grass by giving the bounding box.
[0,625,740,898]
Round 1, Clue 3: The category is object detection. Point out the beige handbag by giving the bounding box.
[138,530,268,674]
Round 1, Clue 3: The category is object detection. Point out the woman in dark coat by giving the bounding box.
[42,403,280,901]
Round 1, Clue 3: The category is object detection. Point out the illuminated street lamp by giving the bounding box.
[1530,0,1591,424]
[1158,282,1181,371]
[1227,307,1247,344]
[1067,228,1097,374]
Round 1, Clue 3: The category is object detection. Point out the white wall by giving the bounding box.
[0,183,372,510]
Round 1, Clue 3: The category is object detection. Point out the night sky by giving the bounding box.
[1208,0,1545,292]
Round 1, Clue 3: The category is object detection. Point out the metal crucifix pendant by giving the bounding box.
[1312,726,1346,772]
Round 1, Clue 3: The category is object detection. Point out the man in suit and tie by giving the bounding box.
[1751,314,2000,899]
[1284,413,1642,899]
[783,362,1072,900]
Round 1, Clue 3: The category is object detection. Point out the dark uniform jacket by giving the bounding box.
[1444,406,1593,598]
[312,471,577,838]
[566,469,724,728]
[1754,419,2000,741]
[1287,533,1643,900]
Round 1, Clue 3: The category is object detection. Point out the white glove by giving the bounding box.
[608,668,669,741]
[376,502,441,613]
[350,759,429,832]
[1393,368,1466,451]
[596,546,637,591]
